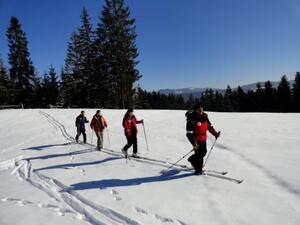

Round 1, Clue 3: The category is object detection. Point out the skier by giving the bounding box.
[75,111,89,143]
[121,108,144,158]
[187,103,220,174]
[90,110,108,151]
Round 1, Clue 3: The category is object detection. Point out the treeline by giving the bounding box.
[0,0,140,108]
[131,74,300,112]
[187,74,300,112]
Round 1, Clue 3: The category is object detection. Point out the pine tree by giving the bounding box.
[77,8,95,106]
[264,81,276,112]
[0,56,10,105]
[292,72,300,112]
[6,17,35,107]
[60,67,74,107]
[32,76,44,108]
[223,85,234,111]
[214,91,224,112]
[96,0,141,108]
[277,75,291,112]
[236,86,246,112]
[186,94,195,109]
[43,65,59,106]
[255,83,264,112]
[64,31,80,107]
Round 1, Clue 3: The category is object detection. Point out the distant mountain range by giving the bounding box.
[158,81,294,99]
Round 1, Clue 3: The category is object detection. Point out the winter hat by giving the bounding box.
[127,108,134,113]
[193,103,204,111]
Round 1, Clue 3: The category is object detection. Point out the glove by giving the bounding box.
[193,144,199,150]
[141,119,144,124]
[215,131,221,139]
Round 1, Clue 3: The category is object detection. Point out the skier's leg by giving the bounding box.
[83,129,87,143]
[192,141,205,173]
[75,127,80,142]
[133,135,138,154]
[95,132,100,149]
[188,153,197,169]
[99,131,104,148]
[123,137,133,151]
[198,141,207,170]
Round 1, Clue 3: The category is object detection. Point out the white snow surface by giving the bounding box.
[0,109,300,225]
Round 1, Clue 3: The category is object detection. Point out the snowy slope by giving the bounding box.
[0,109,300,225]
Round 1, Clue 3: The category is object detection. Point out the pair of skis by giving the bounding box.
[78,141,243,184]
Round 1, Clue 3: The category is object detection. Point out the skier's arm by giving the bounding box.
[75,116,79,127]
[136,117,144,124]
[84,117,89,123]
[103,117,108,128]
[207,116,220,139]
[123,118,131,137]
[137,119,144,124]
[90,118,95,130]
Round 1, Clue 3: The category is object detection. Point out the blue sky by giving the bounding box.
[1,0,300,90]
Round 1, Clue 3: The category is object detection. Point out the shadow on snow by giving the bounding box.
[34,156,121,172]
[69,169,194,190]
[24,148,93,161]
[22,142,74,151]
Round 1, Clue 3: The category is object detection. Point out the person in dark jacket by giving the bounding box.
[75,111,89,143]
[121,108,144,158]
[187,104,220,174]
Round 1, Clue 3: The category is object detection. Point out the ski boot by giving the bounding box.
[122,148,128,158]
[132,153,140,158]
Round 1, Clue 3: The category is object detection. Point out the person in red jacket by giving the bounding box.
[121,108,144,158]
[90,110,108,151]
[187,103,221,174]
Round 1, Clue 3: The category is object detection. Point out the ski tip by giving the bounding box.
[238,179,244,184]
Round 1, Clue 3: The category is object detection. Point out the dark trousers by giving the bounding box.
[123,135,138,154]
[75,127,86,143]
[188,141,207,172]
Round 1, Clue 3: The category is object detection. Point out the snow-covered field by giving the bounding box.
[0,109,300,225]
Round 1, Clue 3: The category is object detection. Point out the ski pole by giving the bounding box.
[203,138,218,167]
[106,128,111,148]
[142,123,149,151]
[162,148,195,174]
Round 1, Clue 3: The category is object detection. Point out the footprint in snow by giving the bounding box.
[110,189,119,195]
[154,214,174,223]
[110,189,122,201]
[75,213,86,220]
[133,206,148,215]
[1,198,8,202]
[17,200,26,206]
[114,196,122,201]
[54,207,65,216]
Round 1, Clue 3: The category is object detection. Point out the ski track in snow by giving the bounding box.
[37,110,189,224]
[0,111,144,225]
[10,158,142,225]
[215,141,300,199]
[1,196,69,217]
[0,109,248,225]
[133,206,187,225]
